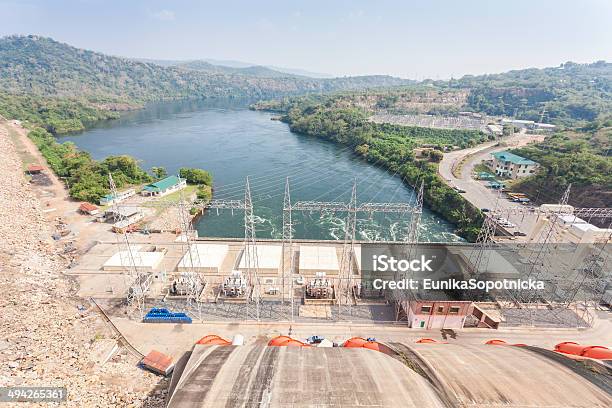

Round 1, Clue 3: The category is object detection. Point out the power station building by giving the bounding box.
[298,245,340,276]
[176,243,229,274]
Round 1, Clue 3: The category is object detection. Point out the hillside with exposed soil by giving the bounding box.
[0,121,166,407]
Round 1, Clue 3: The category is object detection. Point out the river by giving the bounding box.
[57,99,462,242]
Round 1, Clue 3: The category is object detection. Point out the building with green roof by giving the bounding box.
[491,151,539,179]
[141,175,187,197]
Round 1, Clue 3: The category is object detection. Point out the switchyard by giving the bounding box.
[68,176,612,329]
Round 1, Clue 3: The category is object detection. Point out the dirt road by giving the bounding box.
[5,121,118,252]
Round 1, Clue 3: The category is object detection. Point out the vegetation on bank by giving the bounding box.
[179,167,213,202]
[28,127,152,202]
[26,127,214,204]
[0,91,119,134]
[509,125,612,209]
[254,97,490,241]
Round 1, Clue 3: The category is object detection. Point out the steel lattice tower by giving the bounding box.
[176,193,204,320]
[243,177,261,320]
[109,173,149,319]
[338,180,358,316]
[282,177,295,321]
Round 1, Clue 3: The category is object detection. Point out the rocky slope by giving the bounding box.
[0,123,167,407]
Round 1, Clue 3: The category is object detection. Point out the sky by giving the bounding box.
[1,0,611,79]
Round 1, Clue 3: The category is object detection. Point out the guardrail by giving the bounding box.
[89,298,144,359]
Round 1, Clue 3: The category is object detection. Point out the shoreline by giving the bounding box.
[263,112,484,241]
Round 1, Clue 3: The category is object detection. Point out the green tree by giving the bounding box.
[196,185,212,202]
[151,166,168,180]
[429,150,444,162]
[179,167,213,185]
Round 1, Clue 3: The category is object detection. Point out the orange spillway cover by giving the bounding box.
[268,336,308,347]
[416,338,438,344]
[268,336,293,346]
[284,339,308,347]
[581,346,612,360]
[362,342,379,351]
[196,335,231,345]
[343,337,368,348]
[485,339,508,345]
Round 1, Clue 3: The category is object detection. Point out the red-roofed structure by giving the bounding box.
[26,164,44,173]
[78,202,100,215]
[141,350,174,376]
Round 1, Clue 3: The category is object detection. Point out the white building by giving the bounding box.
[556,214,587,227]
[534,123,556,132]
[100,188,136,206]
[177,243,229,274]
[237,245,282,276]
[486,124,503,136]
[501,118,535,129]
[491,151,539,179]
[570,223,612,243]
[103,245,165,272]
[298,246,340,276]
[552,213,612,243]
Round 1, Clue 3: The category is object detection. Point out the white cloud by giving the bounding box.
[151,9,175,21]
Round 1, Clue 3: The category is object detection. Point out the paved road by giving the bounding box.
[438,132,546,239]
[113,310,612,360]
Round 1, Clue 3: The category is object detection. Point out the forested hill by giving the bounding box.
[170,60,305,78]
[0,35,411,103]
[440,61,612,125]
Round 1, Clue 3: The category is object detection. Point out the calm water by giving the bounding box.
[58,99,461,242]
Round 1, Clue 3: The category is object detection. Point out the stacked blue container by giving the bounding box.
[143,307,192,323]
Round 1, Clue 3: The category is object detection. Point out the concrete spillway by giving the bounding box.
[166,344,445,407]
[168,343,612,408]
[166,342,611,407]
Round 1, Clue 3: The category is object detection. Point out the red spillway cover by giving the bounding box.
[416,338,438,344]
[581,346,612,360]
[554,342,586,356]
[343,337,368,348]
[485,339,508,345]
